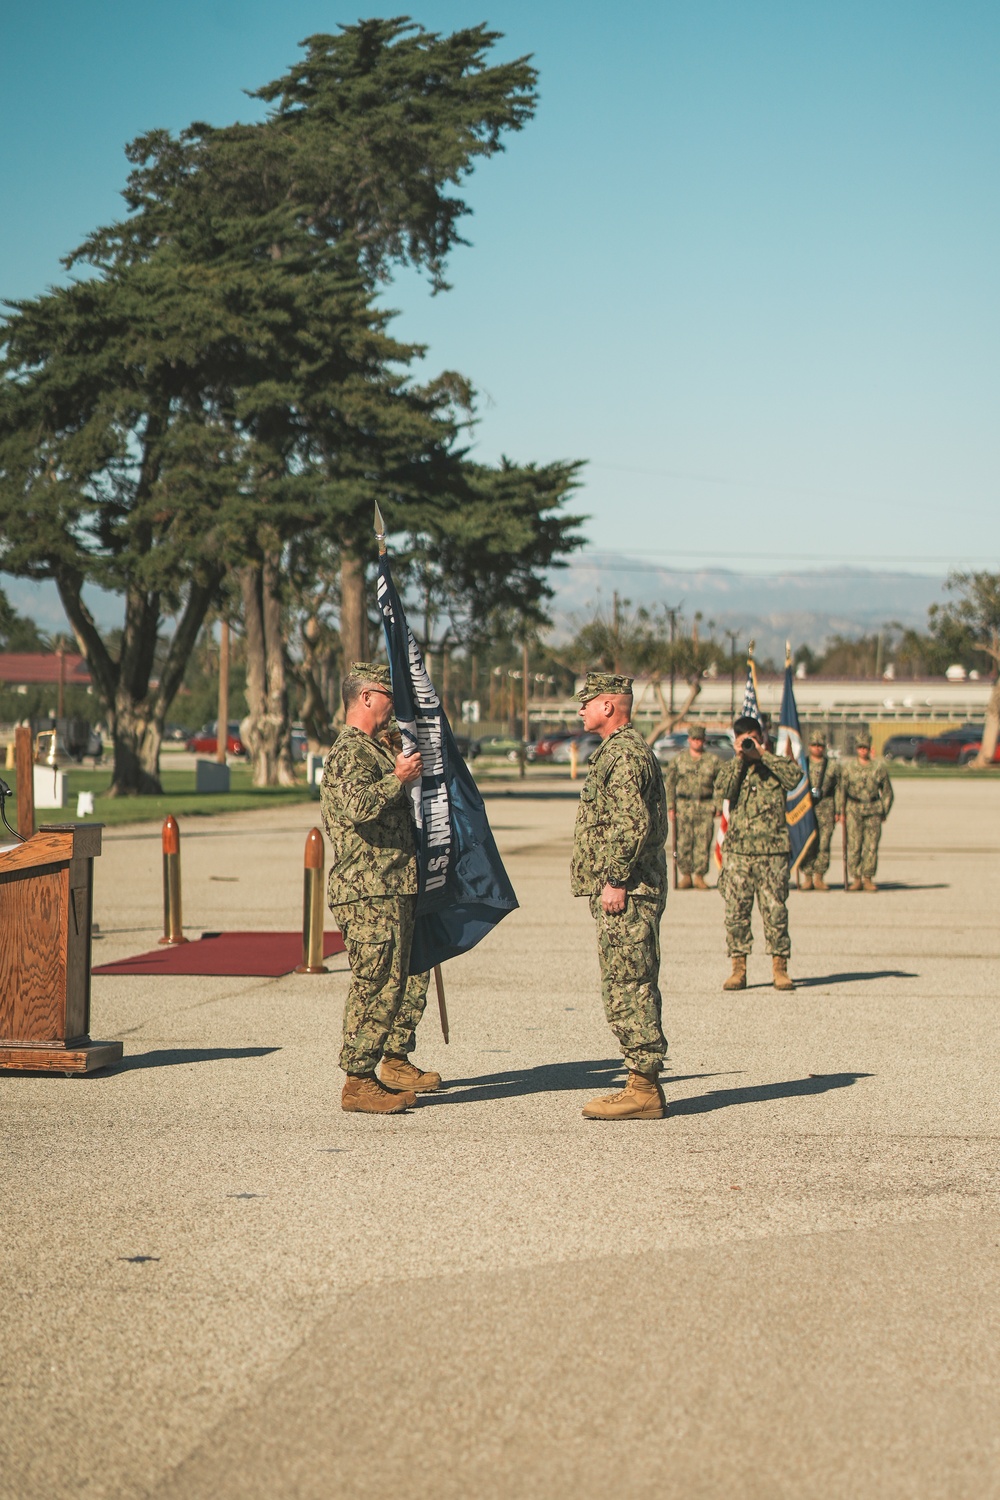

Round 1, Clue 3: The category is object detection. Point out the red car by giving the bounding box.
[913,724,1000,765]
[186,720,247,757]
[527,731,576,762]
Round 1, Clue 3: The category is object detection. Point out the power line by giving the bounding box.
[568,548,996,570]
[586,457,999,513]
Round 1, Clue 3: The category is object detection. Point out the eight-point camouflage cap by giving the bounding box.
[577,671,634,702]
[809,730,827,746]
[855,730,872,748]
[687,723,706,740]
[347,660,392,690]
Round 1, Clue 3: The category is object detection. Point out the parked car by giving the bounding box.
[163,723,190,743]
[550,733,602,765]
[913,724,999,765]
[652,730,735,765]
[474,735,523,762]
[186,720,247,757]
[527,731,576,762]
[880,733,925,763]
[451,734,480,760]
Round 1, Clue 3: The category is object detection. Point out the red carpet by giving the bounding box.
[93,930,346,978]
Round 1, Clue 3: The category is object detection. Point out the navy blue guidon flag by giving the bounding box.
[376,553,519,972]
[773,653,818,874]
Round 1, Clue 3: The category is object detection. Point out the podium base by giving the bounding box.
[0,1039,123,1074]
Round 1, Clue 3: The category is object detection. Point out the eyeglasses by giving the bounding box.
[364,686,393,700]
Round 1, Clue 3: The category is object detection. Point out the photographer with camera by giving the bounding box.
[713,715,802,992]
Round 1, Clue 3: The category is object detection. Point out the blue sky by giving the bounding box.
[1,0,997,576]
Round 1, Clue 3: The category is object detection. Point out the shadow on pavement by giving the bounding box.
[480,788,582,801]
[870,881,949,891]
[111,1046,281,1073]
[795,970,919,987]
[821,882,949,892]
[668,1071,873,1116]
[425,1059,735,1106]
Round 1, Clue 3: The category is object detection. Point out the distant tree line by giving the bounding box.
[0,18,584,794]
[559,573,1000,685]
[561,570,1000,765]
[791,577,1000,684]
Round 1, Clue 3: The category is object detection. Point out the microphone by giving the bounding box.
[0,775,27,841]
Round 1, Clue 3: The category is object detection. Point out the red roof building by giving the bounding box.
[0,652,92,686]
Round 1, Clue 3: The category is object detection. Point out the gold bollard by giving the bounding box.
[569,739,579,781]
[158,814,188,945]
[295,827,326,974]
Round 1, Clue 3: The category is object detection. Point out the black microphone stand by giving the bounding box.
[0,776,27,842]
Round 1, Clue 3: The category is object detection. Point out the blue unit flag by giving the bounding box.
[376,554,519,972]
[774,662,818,874]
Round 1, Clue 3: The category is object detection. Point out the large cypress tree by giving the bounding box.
[0,258,242,792]
[0,19,584,787]
[101,20,543,746]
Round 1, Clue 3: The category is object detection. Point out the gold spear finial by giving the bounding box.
[785,639,792,668]
[748,638,755,659]
[373,500,387,557]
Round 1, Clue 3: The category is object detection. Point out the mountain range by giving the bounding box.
[547,555,947,661]
[3,559,948,665]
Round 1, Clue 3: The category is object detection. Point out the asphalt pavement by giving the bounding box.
[1,777,998,1499]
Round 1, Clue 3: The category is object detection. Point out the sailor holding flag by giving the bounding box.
[713,644,803,992]
[320,504,517,1114]
[320,660,434,1114]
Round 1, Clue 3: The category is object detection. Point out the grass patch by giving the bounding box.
[881,763,1000,779]
[5,763,317,828]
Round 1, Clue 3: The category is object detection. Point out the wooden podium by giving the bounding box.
[0,824,122,1074]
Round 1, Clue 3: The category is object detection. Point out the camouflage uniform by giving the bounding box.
[385,970,430,1057]
[800,736,840,879]
[320,706,418,1076]
[664,744,720,876]
[370,717,431,1061]
[837,749,893,880]
[571,680,670,1076]
[714,751,802,956]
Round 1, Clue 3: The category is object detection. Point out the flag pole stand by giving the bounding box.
[434,964,449,1044]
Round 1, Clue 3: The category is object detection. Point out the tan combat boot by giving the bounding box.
[772,955,794,991]
[341,1075,416,1114]
[847,879,862,892]
[862,877,878,892]
[582,1071,667,1121]
[723,955,747,991]
[677,872,693,890]
[800,874,814,890]
[692,873,709,890]
[379,1055,442,1093]
[812,875,829,891]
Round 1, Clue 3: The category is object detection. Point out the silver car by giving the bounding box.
[652,730,735,765]
[551,733,602,765]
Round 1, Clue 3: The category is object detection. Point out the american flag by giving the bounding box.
[714,656,761,867]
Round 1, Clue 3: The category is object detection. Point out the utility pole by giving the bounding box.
[56,636,66,721]
[521,637,529,780]
[664,604,681,715]
[216,620,230,764]
[726,629,740,717]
